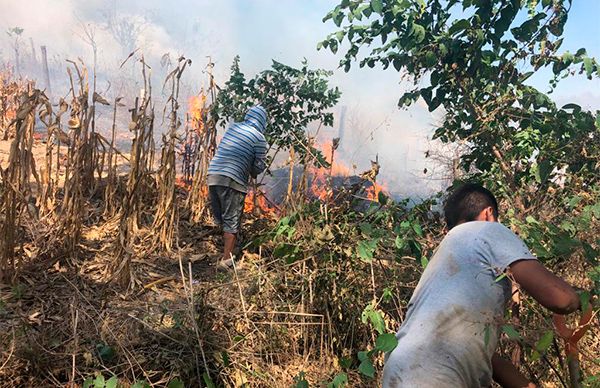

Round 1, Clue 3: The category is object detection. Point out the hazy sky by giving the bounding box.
[1,0,598,197]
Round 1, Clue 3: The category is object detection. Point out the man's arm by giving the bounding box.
[509,259,580,314]
[250,140,268,178]
[492,353,536,388]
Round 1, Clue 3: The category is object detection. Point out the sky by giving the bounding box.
[0,0,599,198]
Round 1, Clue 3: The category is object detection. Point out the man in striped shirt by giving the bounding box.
[207,105,269,266]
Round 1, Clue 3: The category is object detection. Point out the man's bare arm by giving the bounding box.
[492,353,535,388]
[509,259,579,314]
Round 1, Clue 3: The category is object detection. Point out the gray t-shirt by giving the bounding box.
[382,221,536,388]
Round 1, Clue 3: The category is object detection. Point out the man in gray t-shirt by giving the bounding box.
[383,183,581,388]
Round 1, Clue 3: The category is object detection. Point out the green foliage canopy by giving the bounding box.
[321,0,600,328]
[320,0,600,203]
[212,56,341,165]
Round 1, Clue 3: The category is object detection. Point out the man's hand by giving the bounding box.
[492,353,536,388]
[509,260,579,314]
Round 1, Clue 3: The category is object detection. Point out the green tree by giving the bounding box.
[321,0,600,285]
[212,56,341,165]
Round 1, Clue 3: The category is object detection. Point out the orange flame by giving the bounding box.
[244,190,277,216]
[308,140,388,203]
[365,181,387,202]
[0,70,20,125]
[188,94,207,134]
[307,140,351,201]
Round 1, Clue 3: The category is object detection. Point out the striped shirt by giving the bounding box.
[208,106,269,192]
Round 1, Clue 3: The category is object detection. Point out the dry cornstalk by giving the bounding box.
[57,60,95,255]
[186,59,218,222]
[151,56,191,252]
[111,56,155,289]
[103,96,123,217]
[0,87,40,281]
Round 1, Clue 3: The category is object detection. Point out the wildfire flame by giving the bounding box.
[308,140,348,201]
[188,94,207,134]
[308,140,387,202]
[244,189,277,216]
[365,181,386,202]
[0,70,22,129]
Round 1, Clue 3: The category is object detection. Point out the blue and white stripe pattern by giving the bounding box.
[208,105,269,190]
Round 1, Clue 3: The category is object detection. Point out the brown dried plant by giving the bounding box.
[0,86,41,281]
[186,60,218,222]
[110,56,156,289]
[150,56,192,252]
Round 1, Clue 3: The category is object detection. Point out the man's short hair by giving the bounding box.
[443,183,499,230]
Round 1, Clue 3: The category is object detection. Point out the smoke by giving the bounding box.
[0,0,446,199]
[1,1,595,200]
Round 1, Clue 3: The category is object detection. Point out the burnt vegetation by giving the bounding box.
[0,0,599,387]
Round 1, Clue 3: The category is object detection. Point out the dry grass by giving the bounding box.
[0,60,598,388]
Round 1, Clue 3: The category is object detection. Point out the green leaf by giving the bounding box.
[96,343,115,362]
[393,58,403,71]
[330,39,339,54]
[583,57,595,78]
[535,331,554,353]
[580,291,591,313]
[425,51,437,67]
[295,376,309,388]
[131,382,151,388]
[448,19,470,36]
[375,333,398,352]
[501,325,521,340]
[105,376,118,388]
[525,215,538,224]
[370,0,383,14]
[328,372,348,388]
[334,11,345,27]
[420,256,429,269]
[83,379,94,388]
[438,43,448,57]
[340,356,352,369]
[203,373,216,388]
[394,235,405,250]
[93,374,105,388]
[412,24,426,43]
[358,358,376,378]
[221,351,231,368]
[409,240,422,257]
[495,5,517,34]
[378,190,388,204]
[357,240,377,262]
[360,222,374,236]
[167,379,184,388]
[361,304,386,334]
[537,159,552,183]
[562,103,582,113]
[273,243,300,263]
[357,350,369,362]
[412,222,423,237]
[562,51,574,64]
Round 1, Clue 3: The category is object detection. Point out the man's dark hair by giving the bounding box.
[443,183,499,230]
